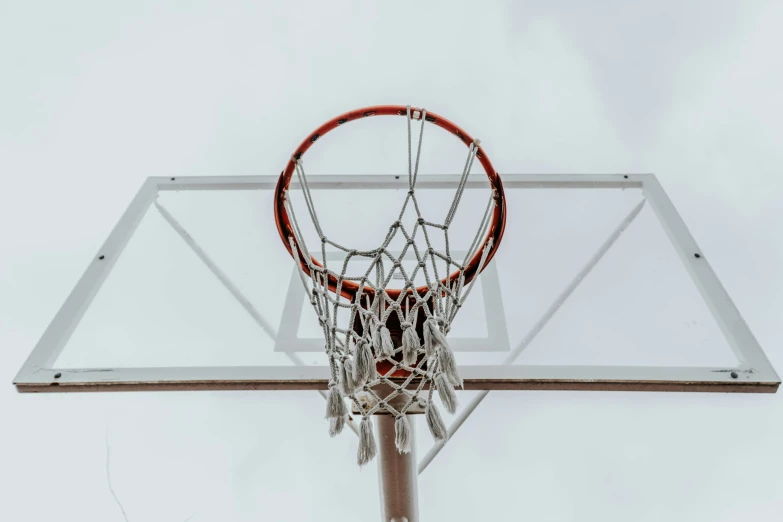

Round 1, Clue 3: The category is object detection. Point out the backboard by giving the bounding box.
[13,173,780,394]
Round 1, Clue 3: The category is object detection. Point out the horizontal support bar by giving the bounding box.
[16,380,777,394]
[15,365,778,393]
[154,173,647,191]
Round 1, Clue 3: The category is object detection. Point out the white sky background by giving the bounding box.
[1,1,782,521]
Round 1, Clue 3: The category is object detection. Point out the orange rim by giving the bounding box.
[274,104,506,301]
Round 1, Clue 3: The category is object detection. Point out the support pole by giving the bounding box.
[376,415,419,522]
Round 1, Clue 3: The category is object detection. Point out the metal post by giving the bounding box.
[376,415,419,522]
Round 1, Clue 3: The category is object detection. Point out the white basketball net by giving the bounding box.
[283,106,498,464]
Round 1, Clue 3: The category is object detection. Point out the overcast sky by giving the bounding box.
[1,1,782,521]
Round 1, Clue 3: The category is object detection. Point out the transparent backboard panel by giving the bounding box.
[54,178,739,372]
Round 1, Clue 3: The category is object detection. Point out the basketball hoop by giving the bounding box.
[275,105,506,464]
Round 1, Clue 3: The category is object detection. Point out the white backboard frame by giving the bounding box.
[13,174,780,394]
